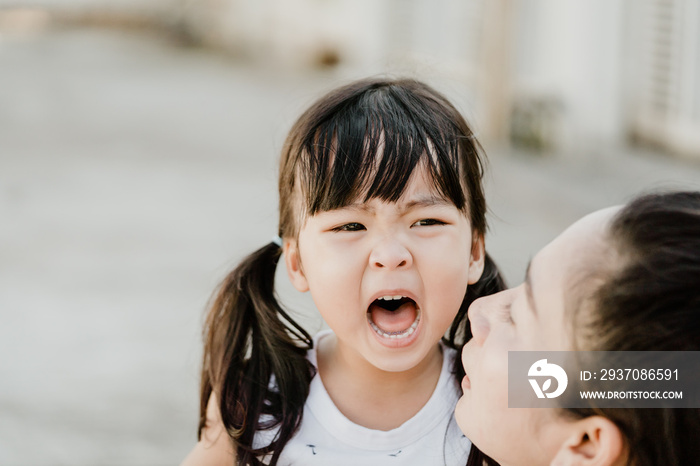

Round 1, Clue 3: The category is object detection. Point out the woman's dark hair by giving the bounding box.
[565,191,700,465]
[198,77,505,465]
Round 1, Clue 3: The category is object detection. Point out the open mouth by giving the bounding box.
[367,295,420,339]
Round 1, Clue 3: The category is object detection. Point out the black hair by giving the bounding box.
[199,77,506,465]
[566,191,700,465]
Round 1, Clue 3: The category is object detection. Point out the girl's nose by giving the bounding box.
[369,236,413,270]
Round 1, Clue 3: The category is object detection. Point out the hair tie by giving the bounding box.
[272,236,283,248]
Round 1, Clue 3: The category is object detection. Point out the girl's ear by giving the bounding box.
[550,416,626,466]
[283,239,309,292]
[468,234,486,285]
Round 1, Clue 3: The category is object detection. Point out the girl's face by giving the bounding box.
[455,208,617,466]
[284,167,485,373]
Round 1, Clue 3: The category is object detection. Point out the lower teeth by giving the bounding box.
[369,314,420,339]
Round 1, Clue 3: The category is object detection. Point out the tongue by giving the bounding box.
[369,301,418,333]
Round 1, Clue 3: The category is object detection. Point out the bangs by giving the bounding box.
[296,84,468,215]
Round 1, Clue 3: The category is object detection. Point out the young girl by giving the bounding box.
[457,191,700,466]
[182,78,505,466]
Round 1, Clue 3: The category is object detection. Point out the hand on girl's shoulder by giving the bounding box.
[180,393,236,466]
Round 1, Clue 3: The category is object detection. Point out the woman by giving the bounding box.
[457,191,700,466]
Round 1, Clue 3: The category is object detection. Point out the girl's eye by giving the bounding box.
[412,218,446,227]
[333,222,366,232]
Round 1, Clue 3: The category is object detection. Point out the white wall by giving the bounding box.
[510,0,626,151]
[177,0,503,137]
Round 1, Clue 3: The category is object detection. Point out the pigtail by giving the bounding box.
[199,242,315,466]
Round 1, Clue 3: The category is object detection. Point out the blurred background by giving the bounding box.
[1,0,699,464]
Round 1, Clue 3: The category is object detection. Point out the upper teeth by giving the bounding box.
[378,295,405,301]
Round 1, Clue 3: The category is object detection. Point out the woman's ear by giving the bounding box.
[550,416,626,466]
[468,234,486,285]
[283,239,309,292]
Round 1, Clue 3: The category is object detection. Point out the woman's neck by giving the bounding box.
[315,333,444,430]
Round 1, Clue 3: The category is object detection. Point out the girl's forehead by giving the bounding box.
[295,116,469,213]
[321,167,458,211]
[386,166,454,204]
[347,182,456,211]
[301,154,464,209]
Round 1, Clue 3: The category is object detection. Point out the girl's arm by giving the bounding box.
[180,393,236,466]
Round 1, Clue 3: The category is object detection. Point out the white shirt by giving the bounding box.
[255,330,471,465]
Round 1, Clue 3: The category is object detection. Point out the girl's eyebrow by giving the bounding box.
[343,195,451,214]
[400,196,452,213]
